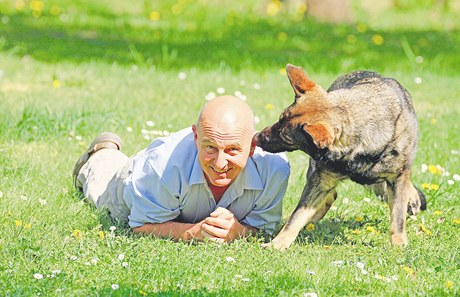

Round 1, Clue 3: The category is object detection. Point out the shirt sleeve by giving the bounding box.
[241,157,290,234]
[124,156,181,228]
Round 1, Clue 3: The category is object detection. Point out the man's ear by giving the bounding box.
[249,135,256,157]
[192,124,198,144]
[303,122,333,149]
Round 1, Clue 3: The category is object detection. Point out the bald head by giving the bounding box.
[197,95,255,134]
[192,96,257,188]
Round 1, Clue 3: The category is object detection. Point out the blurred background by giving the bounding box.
[1,0,459,74]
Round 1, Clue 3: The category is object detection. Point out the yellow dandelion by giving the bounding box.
[403,266,416,277]
[24,223,32,229]
[430,184,439,191]
[372,34,384,45]
[279,68,286,76]
[277,32,288,42]
[30,0,44,11]
[15,220,23,227]
[50,5,60,16]
[267,1,282,16]
[52,79,61,88]
[97,230,105,240]
[419,223,432,235]
[149,11,160,21]
[297,3,307,14]
[139,290,148,296]
[445,280,454,289]
[351,229,361,235]
[265,103,275,110]
[355,216,363,223]
[73,229,83,239]
[172,4,183,15]
[346,34,357,44]
[306,223,315,231]
[430,118,438,124]
[433,210,443,216]
[452,218,460,225]
[428,164,441,175]
[421,183,430,190]
[366,226,375,232]
[323,245,332,250]
[356,23,367,33]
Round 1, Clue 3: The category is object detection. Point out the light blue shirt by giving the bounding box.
[122,127,290,233]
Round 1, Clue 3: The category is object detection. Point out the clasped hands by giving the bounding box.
[198,207,250,243]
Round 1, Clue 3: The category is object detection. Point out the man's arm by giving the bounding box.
[132,221,207,241]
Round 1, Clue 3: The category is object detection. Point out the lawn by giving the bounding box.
[0,0,459,296]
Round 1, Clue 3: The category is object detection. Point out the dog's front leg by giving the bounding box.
[264,170,339,251]
[387,170,412,246]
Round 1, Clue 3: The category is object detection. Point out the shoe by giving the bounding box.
[73,132,122,191]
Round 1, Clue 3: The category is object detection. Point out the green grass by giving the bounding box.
[1,0,459,296]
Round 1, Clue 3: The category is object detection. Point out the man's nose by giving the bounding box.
[214,151,228,169]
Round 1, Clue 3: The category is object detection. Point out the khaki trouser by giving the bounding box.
[77,149,133,221]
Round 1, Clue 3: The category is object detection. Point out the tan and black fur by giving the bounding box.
[255,64,426,250]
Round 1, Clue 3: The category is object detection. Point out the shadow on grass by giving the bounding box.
[1,10,459,73]
[289,217,386,247]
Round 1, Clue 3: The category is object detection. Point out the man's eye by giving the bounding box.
[206,145,216,150]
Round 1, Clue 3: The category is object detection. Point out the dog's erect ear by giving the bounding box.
[286,64,316,97]
[304,122,333,149]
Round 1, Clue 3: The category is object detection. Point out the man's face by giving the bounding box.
[193,123,255,188]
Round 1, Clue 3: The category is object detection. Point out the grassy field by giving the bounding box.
[1,0,459,296]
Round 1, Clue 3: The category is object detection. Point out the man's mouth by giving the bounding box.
[211,167,230,174]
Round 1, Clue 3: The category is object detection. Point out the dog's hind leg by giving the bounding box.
[264,170,340,250]
[387,170,412,246]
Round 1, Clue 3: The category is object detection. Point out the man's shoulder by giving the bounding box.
[137,127,196,174]
[251,147,290,176]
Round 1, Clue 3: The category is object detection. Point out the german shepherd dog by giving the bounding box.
[255,64,426,250]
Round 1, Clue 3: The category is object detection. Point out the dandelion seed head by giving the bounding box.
[38,198,47,205]
[415,56,424,64]
[70,255,78,261]
[178,72,186,80]
[254,116,260,124]
[109,226,117,232]
[253,83,260,90]
[242,278,250,282]
[303,292,318,297]
[118,254,125,261]
[33,273,44,280]
[357,262,365,269]
[225,257,236,262]
[363,197,371,203]
[111,284,120,290]
[421,164,428,172]
[342,198,349,204]
[414,77,422,84]
[205,92,216,101]
[0,192,3,198]
[146,120,155,127]
[447,180,454,185]
[453,174,460,181]
[216,87,225,94]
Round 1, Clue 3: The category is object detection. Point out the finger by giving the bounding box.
[210,208,234,220]
[200,230,225,244]
[201,223,228,238]
[205,217,232,230]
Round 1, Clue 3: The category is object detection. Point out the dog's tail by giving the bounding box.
[369,182,427,215]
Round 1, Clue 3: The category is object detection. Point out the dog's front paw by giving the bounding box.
[261,239,291,251]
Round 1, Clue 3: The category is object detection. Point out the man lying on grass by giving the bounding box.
[73,96,290,243]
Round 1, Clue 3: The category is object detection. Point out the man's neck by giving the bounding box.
[208,183,229,203]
